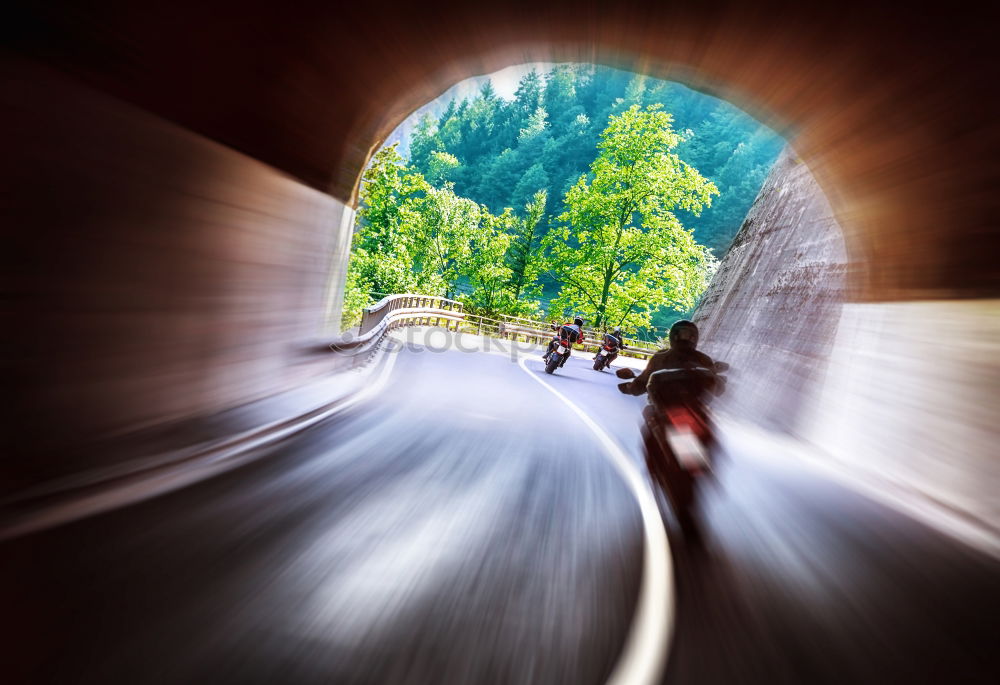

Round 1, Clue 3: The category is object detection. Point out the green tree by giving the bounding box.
[341,145,429,328]
[412,182,483,298]
[350,67,785,332]
[511,162,549,214]
[354,144,424,251]
[426,150,460,185]
[478,147,523,211]
[341,253,375,330]
[458,82,502,163]
[518,106,549,142]
[617,74,647,113]
[543,64,580,129]
[403,66,782,255]
[516,107,553,178]
[506,189,548,302]
[409,114,443,172]
[545,104,719,329]
[460,209,514,314]
[501,69,543,144]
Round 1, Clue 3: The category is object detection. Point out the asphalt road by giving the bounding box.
[2,333,998,684]
[567,357,1000,685]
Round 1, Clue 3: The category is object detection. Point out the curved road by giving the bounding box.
[3,332,998,684]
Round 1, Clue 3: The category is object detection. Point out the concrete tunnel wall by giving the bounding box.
[5,64,355,489]
[697,149,999,544]
[696,148,848,435]
[5,2,998,542]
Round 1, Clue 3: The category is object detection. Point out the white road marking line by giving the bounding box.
[517,357,674,685]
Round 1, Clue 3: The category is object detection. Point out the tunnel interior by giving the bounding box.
[5,4,1000,684]
[6,1,998,546]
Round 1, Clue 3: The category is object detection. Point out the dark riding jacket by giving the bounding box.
[619,346,716,396]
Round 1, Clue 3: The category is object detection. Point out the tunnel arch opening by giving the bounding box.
[336,60,799,342]
[333,45,867,301]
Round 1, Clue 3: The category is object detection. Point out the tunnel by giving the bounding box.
[4,1,999,683]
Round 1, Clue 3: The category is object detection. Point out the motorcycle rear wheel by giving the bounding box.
[545,355,561,374]
[642,419,698,531]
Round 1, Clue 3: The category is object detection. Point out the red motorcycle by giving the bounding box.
[592,337,621,371]
[543,326,577,375]
[616,362,728,534]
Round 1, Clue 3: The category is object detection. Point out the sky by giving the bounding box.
[485,63,553,99]
[383,62,554,157]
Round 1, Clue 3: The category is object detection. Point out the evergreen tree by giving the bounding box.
[506,189,548,303]
[404,64,781,256]
[543,65,579,128]
[409,114,442,172]
[511,162,549,213]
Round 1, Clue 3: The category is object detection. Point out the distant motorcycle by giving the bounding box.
[592,337,621,371]
[616,361,729,534]
[543,330,574,374]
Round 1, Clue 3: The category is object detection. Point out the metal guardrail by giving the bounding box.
[359,294,465,335]
[333,293,662,364]
[494,317,660,359]
[475,313,658,358]
[327,295,467,367]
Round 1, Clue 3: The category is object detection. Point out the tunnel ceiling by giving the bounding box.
[11,0,998,300]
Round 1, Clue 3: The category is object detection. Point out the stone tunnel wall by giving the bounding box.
[696,148,999,548]
[696,147,848,433]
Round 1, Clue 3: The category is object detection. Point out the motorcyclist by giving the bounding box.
[595,326,627,364]
[607,326,625,348]
[544,316,586,367]
[617,320,718,396]
[618,319,724,538]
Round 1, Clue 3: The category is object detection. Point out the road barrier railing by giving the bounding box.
[359,294,465,335]
[329,294,467,365]
[334,293,662,363]
[463,313,661,359]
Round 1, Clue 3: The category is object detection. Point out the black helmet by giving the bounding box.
[574,316,584,327]
[613,326,622,334]
[669,319,699,348]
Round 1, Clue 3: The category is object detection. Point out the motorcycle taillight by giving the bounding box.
[665,407,700,433]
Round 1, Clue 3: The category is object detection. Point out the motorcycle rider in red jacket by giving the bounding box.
[543,316,586,367]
